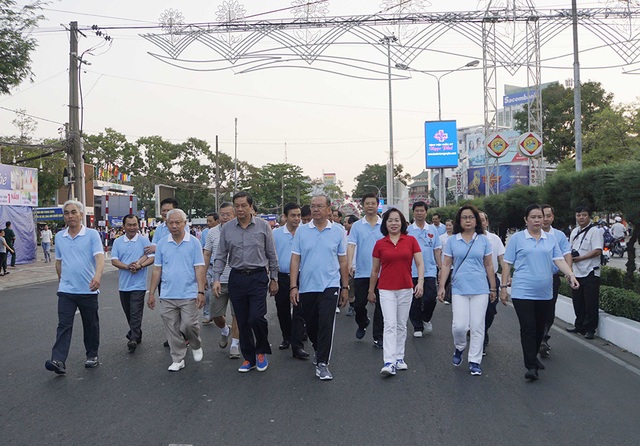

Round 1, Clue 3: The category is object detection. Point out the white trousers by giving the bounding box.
[451,293,488,364]
[379,288,413,365]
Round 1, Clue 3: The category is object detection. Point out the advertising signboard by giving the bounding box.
[467,165,529,196]
[0,163,38,206]
[425,120,458,169]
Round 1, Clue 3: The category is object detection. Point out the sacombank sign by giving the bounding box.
[503,91,537,107]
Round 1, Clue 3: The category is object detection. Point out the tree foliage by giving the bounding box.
[351,163,412,200]
[0,0,44,95]
[514,81,614,164]
[246,163,312,213]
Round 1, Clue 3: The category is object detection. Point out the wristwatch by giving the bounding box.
[341,286,350,290]
[197,291,205,295]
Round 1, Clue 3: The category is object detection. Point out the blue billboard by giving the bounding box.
[425,120,458,169]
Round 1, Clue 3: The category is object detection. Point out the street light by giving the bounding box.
[396,60,479,207]
[364,184,386,201]
[381,35,398,208]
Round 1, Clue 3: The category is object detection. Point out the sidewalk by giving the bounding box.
[0,247,117,292]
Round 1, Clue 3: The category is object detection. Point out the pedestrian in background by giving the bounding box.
[438,204,496,377]
[370,208,424,376]
[501,204,578,381]
[41,224,53,263]
[3,221,16,267]
[0,228,14,276]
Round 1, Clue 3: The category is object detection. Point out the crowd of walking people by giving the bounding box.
[43,193,608,382]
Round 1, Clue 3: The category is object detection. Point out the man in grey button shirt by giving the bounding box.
[213,191,279,372]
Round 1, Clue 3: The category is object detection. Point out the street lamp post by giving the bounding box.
[381,35,398,208]
[396,60,479,208]
[364,184,386,201]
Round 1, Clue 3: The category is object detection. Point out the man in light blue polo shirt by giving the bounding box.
[111,214,155,352]
[273,202,308,359]
[45,200,105,375]
[347,192,384,347]
[148,209,206,372]
[200,212,218,249]
[290,195,349,380]
[540,204,573,356]
[407,201,441,338]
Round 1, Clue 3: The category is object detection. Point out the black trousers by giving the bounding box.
[8,242,15,267]
[484,275,501,345]
[0,252,7,273]
[299,288,339,365]
[228,270,272,364]
[512,298,554,370]
[274,272,305,352]
[542,274,561,341]
[571,271,600,333]
[409,277,437,330]
[119,289,145,343]
[353,278,383,342]
[51,292,100,362]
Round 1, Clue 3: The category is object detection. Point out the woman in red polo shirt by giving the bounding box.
[369,208,424,376]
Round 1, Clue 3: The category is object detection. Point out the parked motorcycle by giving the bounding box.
[601,247,611,265]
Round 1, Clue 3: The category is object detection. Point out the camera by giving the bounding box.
[571,249,580,258]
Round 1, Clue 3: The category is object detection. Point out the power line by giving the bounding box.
[0,106,65,125]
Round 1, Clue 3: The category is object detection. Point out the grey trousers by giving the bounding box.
[160,298,202,363]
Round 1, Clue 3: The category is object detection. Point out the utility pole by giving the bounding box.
[68,21,86,209]
[215,135,219,210]
[233,117,238,195]
[572,0,583,172]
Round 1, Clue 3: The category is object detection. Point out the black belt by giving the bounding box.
[232,267,266,276]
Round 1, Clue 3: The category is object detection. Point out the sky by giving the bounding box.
[1,0,640,195]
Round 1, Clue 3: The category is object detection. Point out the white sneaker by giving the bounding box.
[424,322,433,334]
[192,347,203,362]
[335,307,341,314]
[380,362,396,376]
[443,301,451,305]
[168,360,185,372]
[395,359,408,370]
[413,331,423,338]
[229,344,241,359]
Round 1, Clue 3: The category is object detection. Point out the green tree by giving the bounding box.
[514,81,614,164]
[351,163,412,201]
[174,137,215,218]
[247,163,312,213]
[0,0,44,94]
[84,128,140,174]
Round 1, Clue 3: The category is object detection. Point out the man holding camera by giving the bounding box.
[567,205,603,340]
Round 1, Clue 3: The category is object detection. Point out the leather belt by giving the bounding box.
[232,267,266,276]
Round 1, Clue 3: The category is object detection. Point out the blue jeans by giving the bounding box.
[51,293,100,362]
[42,242,51,262]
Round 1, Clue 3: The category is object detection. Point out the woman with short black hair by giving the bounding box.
[438,204,496,377]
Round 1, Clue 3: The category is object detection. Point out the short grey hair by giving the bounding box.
[166,208,187,222]
[63,200,84,214]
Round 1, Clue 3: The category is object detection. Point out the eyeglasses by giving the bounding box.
[460,215,476,220]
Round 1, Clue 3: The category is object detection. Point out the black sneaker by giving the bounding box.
[525,368,539,381]
[356,318,370,340]
[45,359,66,375]
[584,331,595,340]
[127,340,137,352]
[539,341,550,357]
[85,357,99,368]
[373,339,383,349]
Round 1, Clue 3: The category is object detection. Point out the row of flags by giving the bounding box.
[95,165,132,182]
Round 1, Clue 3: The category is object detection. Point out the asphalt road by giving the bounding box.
[2,271,640,446]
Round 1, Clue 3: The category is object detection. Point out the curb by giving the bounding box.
[556,294,640,357]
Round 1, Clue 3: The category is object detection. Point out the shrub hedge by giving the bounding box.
[558,278,640,323]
